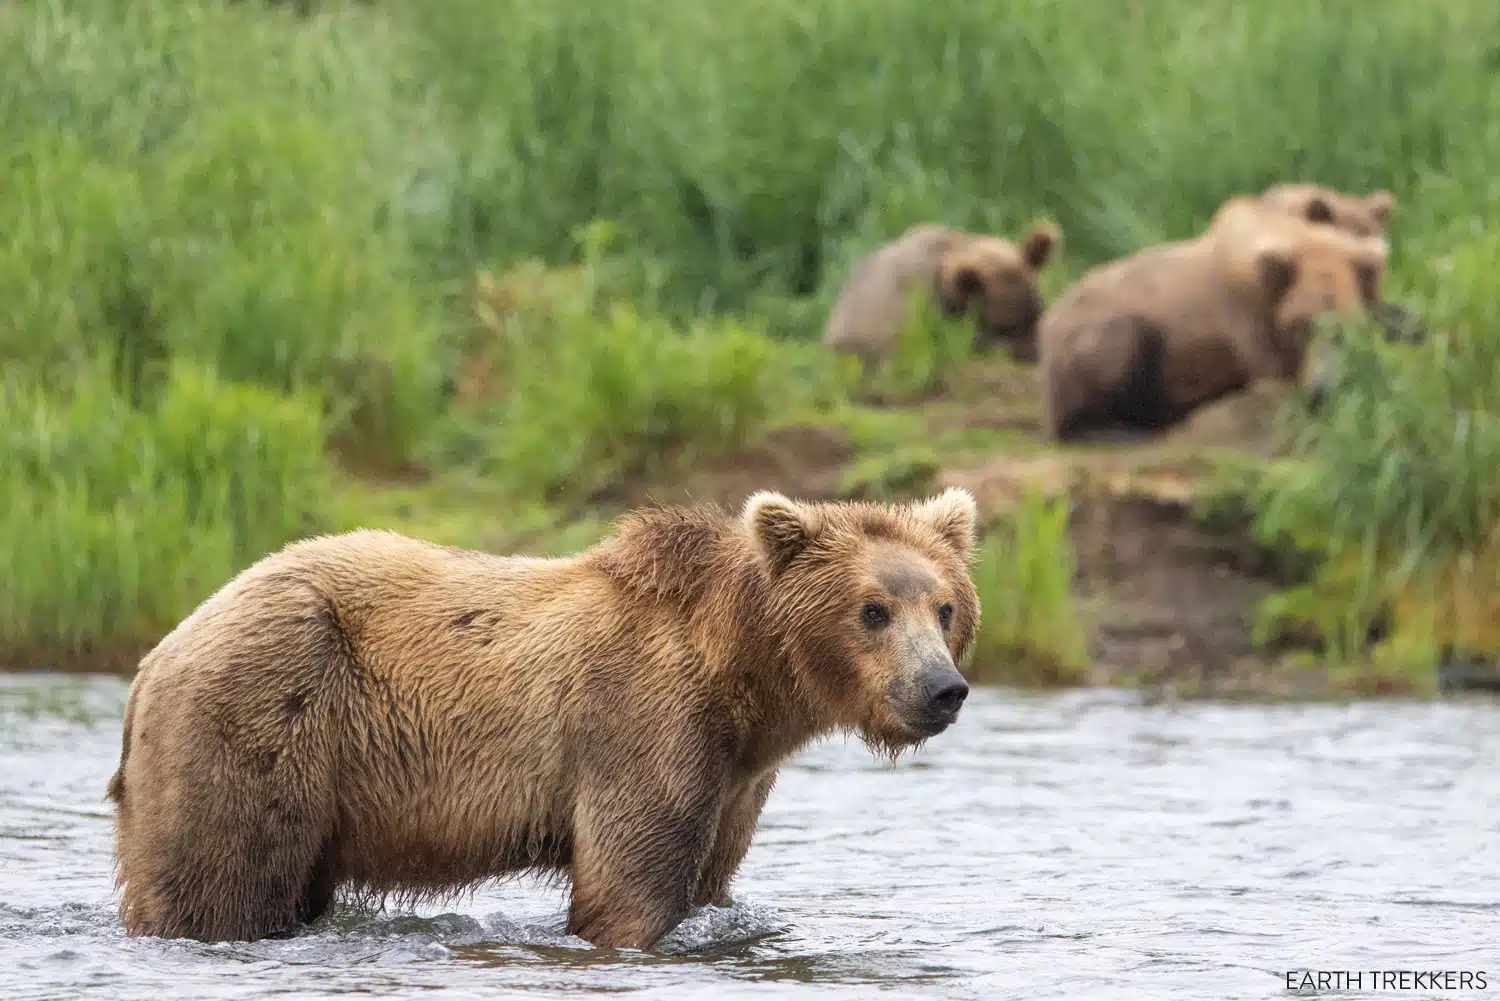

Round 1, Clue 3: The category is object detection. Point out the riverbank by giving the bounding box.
[12,347,1486,701]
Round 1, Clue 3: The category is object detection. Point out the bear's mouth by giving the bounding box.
[903,706,962,739]
[886,697,966,741]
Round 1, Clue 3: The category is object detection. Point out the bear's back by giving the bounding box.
[1039,234,1220,351]
[823,224,962,353]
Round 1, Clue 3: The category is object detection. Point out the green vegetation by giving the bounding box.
[1247,311,1500,678]
[864,291,983,404]
[966,492,1092,687]
[1,363,330,664]
[4,0,1499,689]
[426,226,851,506]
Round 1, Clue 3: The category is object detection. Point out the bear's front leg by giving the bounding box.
[693,770,778,908]
[566,779,728,950]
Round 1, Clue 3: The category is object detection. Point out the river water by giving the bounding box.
[1,673,1496,1000]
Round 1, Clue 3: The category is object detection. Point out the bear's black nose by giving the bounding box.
[925,675,970,716]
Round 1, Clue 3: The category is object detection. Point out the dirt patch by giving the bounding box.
[930,382,1352,695]
[937,358,1046,434]
[938,427,1318,695]
[1068,490,1288,694]
[607,423,857,511]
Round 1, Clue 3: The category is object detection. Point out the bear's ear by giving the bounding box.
[1303,196,1336,226]
[742,490,823,574]
[1254,243,1299,307]
[1366,190,1395,227]
[910,487,979,561]
[1021,221,1059,271]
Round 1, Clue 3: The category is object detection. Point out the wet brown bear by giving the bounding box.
[1037,197,1388,441]
[1255,182,1395,241]
[106,489,981,950]
[822,221,1059,368]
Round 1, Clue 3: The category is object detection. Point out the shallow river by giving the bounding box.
[2,673,1496,1000]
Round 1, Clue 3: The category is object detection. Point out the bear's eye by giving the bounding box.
[860,603,890,630]
[938,602,954,629]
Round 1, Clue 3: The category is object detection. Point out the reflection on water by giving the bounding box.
[1,673,1497,1000]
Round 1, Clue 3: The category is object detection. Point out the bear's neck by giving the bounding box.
[586,506,824,746]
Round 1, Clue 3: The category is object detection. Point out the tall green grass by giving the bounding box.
[391,0,1500,306]
[422,226,852,505]
[0,0,446,465]
[966,492,1092,687]
[1251,295,1500,665]
[861,289,985,404]
[6,0,1500,673]
[0,363,332,665]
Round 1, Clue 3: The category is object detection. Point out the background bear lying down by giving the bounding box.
[823,221,1059,369]
[1037,196,1392,441]
[106,489,982,951]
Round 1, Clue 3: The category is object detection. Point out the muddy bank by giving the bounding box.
[609,368,1335,696]
[940,445,1318,698]
[2,640,155,677]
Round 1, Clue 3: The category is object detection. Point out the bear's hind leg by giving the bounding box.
[1104,317,1175,435]
[124,749,338,942]
[119,595,350,942]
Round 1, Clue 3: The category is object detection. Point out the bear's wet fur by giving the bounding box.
[107,490,981,950]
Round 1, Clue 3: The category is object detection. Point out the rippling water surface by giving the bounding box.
[2,673,1497,1000]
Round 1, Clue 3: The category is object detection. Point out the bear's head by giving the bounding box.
[741,487,981,754]
[1249,224,1389,358]
[935,222,1059,364]
[1259,183,1395,242]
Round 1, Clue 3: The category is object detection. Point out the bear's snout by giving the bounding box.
[921,665,970,718]
[924,672,969,714]
[982,291,1042,342]
[900,653,970,736]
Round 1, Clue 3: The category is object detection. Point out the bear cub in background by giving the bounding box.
[824,221,1060,369]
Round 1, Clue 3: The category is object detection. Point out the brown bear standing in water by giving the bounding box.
[1037,196,1389,442]
[1255,183,1395,241]
[822,221,1060,368]
[106,489,981,950]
